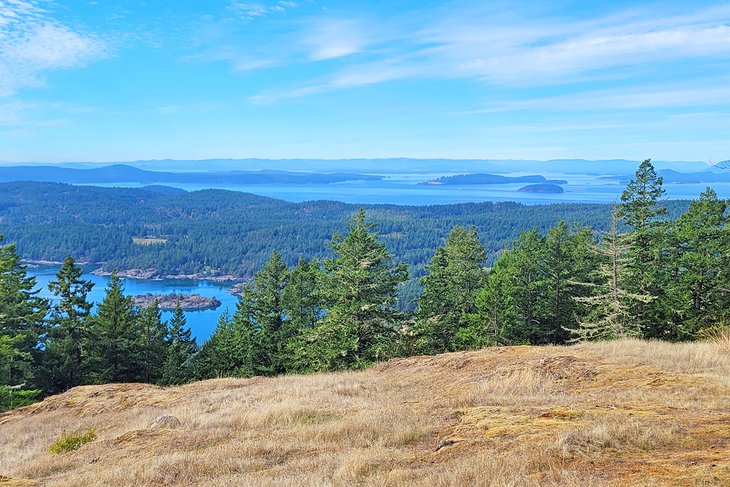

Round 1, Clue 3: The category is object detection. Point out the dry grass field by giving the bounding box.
[1,339,728,486]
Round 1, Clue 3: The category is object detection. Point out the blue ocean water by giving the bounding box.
[29,265,240,342]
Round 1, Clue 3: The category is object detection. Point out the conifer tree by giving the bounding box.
[161,304,197,385]
[195,309,254,378]
[474,249,521,345]
[296,209,407,371]
[663,188,728,337]
[616,159,666,326]
[89,272,138,383]
[569,212,649,341]
[417,226,487,352]
[136,300,168,383]
[39,256,95,393]
[0,235,47,389]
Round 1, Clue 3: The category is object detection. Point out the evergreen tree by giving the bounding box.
[616,159,666,327]
[251,251,288,375]
[474,250,521,345]
[89,272,138,383]
[662,188,728,338]
[38,256,94,393]
[540,222,596,343]
[0,235,47,389]
[569,212,649,341]
[417,226,487,352]
[136,301,168,383]
[296,209,407,371]
[194,310,254,379]
[281,257,326,371]
[160,304,197,385]
[503,230,547,343]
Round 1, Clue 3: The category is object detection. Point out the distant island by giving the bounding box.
[420,173,567,185]
[133,293,222,311]
[0,164,383,185]
[518,183,565,194]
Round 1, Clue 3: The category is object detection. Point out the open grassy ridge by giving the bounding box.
[1,339,728,486]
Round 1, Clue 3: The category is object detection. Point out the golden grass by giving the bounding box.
[1,339,729,486]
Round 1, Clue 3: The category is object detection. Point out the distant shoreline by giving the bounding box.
[91,268,247,282]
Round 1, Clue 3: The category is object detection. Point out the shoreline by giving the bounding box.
[91,268,247,282]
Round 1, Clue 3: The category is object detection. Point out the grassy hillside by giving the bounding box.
[1,339,728,486]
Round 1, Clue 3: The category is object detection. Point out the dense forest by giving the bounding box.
[1,160,728,411]
[0,181,691,277]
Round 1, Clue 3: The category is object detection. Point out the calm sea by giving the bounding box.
[29,265,240,342]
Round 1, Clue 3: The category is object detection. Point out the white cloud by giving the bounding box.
[248,3,730,102]
[305,18,371,61]
[0,0,107,97]
[227,1,297,20]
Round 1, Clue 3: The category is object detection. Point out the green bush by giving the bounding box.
[49,429,96,453]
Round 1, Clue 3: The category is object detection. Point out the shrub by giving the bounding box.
[49,429,96,453]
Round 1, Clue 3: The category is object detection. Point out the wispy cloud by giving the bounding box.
[0,0,108,97]
[245,3,730,102]
[464,80,730,114]
[227,1,297,20]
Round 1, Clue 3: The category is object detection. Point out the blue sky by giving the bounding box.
[1,0,729,163]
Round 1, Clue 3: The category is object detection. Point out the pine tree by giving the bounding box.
[662,188,728,338]
[417,226,487,352]
[296,209,407,371]
[505,230,547,343]
[474,249,521,345]
[251,251,288,375]
[616,159,666,327]
[39,256,94,393]
[540,222,597,343]
[89,272,138,383]
[136,300,168,384]
[0,235,47,389]
[160,304,197,385]
[194,311,253,379]
[569,212,650,341]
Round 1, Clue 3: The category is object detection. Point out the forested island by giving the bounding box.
[0,181,691,278]
[518,183,565,193]
[420,173,567,185]
[0,164,383,185]
[132,293,222,311]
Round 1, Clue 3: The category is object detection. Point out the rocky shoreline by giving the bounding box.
[92,268,244,282]
[133,293,222,311]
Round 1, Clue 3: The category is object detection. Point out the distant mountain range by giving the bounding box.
[602,168,730,184]
[0,164,383,185]
[1,158,717,176]
[0,159,726,188]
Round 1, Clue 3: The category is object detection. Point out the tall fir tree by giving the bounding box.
[0,235,47,389]
[135,300,168,383]
[539,222,596,343]
[89,272,139,383]
[662,188,728,338]
[417,226,487,352]
[474,249,521,345]
[296,209,407,371]
[39,256,95,393]
[616,158,666,328]
[569,212,649,341]
[160,304,197,385]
